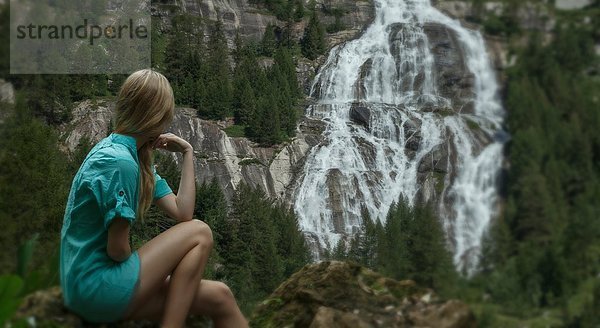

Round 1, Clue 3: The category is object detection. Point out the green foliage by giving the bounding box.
[322,5,346,34]
[233,38,301,145]
[483,14,520,37]
[248,0,305,21]
[162,18,302,146]
[201,20,233,119]
[0,275,24,326]
[0,234,61,326]
[326,16,346,34]
[223,124,248,138]
[0,97,70,273]
[475,14,600,322]
[195,178,228,247]
[301,9,326,60]
[261,24,278,57]
[151,16,168,69]
[219,183,310,314]
[334,197,457,295]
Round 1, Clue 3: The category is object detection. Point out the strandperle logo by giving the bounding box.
[10,0,151,74]
[15,19,149,46]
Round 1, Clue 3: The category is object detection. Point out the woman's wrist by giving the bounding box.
[182,146,193,155]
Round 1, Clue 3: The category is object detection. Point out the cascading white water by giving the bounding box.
[293,0,505,274]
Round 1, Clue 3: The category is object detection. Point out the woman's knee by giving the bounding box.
[211,282,237,311]
[186,219,213,250]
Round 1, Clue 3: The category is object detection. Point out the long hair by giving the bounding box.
[113,69,175,222]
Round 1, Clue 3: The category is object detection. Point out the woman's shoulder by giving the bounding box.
[81,143,138,179]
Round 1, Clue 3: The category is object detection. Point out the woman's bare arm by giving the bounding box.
[174,147,195,220]
[152,133,195,222]
[107,217,132,261]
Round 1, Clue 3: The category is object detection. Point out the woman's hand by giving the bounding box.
[151,133,193,154]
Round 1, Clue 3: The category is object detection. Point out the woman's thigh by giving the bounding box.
[124,277,170,321]
[123,219,213,318]
[124,277,234,321]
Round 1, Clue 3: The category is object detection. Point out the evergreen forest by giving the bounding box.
[0,0,599,326]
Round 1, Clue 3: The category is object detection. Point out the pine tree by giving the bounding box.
[164,27,189,87]
[261,24,278,57]
[202,20,233,119]
[0,97,70,272]
[272,204,310,276]
[357,207,378,268]
[408,201,456,291]
[195,178,228,249]
[301,8,326,60]
[331,238,347,260]
[293,0,305,22]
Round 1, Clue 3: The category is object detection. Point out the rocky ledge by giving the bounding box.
[14,261,476,327]
[250,261,476,327]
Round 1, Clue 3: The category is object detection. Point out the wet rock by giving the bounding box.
[350,102,371,130]
[423,23,475,114]
[251,261,477,327]
[418,143,449,174]
[435,1,473,20]
[355,59,373,102]
[317,0,376,48]
[403,118,422,158]
[326,169,347,234]
[387,23,429,94]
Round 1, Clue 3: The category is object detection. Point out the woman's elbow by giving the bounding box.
[107,245,131,262]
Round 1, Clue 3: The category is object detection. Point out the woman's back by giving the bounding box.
[60,133,142,323]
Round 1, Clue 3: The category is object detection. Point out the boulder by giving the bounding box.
[250,261,477,327]
[349,102,371,130]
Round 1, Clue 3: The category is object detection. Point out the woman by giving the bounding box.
[60,69,247,327]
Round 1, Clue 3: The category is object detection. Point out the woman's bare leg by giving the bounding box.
[190,280,247,327]
[122,219,213,327]
[126,278,247,328]
[162,241,208,326]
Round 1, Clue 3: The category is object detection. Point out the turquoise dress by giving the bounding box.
[60,132,173,323]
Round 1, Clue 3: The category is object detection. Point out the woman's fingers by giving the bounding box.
[151,133,190,153]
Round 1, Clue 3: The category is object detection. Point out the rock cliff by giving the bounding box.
[59,100,325,203]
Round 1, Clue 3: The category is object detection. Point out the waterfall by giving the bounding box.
[293,0,505,274]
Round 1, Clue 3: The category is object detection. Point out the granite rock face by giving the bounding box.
[152,0,374,47]
[58,102,324,204]
[422,22,475,114]
[57,99,114,154]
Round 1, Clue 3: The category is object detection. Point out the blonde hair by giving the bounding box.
[113,69,175,222]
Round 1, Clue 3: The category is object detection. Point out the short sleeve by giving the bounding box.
[153,165,173,201]
[90,158,138,230]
